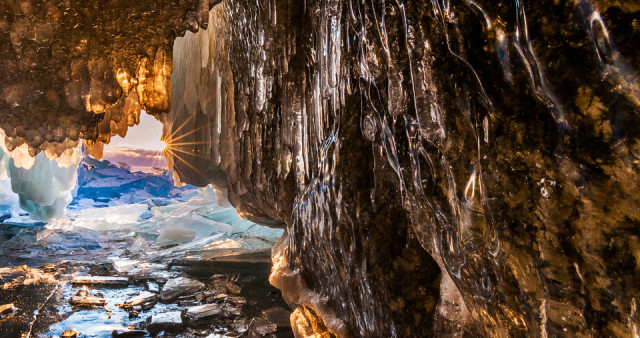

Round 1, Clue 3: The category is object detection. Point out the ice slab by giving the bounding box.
[72,276,129,286]
[70,295,106,308]
[69,204,149,230]
[160,277,205,302]
[249,317,277,335]
[147,281,160,293]
[111,258,140,273]
[155,214,232,243]
[121,291,157,310]
[111,329,146,337]
[147,311,183,333]
[185,303,222,320]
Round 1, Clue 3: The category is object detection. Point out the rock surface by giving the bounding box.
[60,329,78,338]
[0,0,221,160]
[0,303,15,319]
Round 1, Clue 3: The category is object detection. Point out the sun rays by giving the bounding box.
[161,114,215,179]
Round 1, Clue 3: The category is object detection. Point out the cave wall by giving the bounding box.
[168,0,640,336]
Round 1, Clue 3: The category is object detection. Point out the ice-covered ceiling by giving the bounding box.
[2,0,640,336]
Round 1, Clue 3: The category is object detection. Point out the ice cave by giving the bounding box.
[0,0,639,337]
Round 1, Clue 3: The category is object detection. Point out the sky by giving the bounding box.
[101,113,167,173]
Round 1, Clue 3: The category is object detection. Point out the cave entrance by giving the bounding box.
[0,112,290,337]
[100,112,167,173]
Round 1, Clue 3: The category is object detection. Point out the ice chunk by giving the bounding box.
[248,317,277,335]
[111,329,146,337]
[177,295,199,306]
[227,296,247,305]
[70,296,105,308]
[72,276,129,286]
[208,279,241,295]
[234,318,249,333]
[185,303,222,320]
[110,258,140,273]
[155,214,232,244]
[147,311,183,333]
[153,233,226,258]
[156,228,196,244]
[147,281,160,293]
[221,302,242,317]
[60,329,79,338]
[230,220,284,240]
[263,306,292,327]
[69,204,148,230]
[129,236,150,253]
[70,291,106,308]
[121,291,158,311]
[36,229,101,251]
[160,277,205,302]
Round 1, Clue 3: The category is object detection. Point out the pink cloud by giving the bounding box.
[101,146,166,172]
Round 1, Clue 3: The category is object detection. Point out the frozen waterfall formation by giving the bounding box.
[2,0,640,336]
[0,138,78,221]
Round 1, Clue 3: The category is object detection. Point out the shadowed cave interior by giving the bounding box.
[0,0,640,337]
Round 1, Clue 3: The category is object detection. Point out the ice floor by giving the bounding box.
[0,155,290,337]
[0,185,291,337]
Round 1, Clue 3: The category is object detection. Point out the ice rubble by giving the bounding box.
[53,185,283,255]
[84,153,285,248]
[49,159,283,256]
[71,150,200,210]
[0,143,283,259]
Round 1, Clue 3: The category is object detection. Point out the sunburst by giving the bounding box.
[160,115,215,179]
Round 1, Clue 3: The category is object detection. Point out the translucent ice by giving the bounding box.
[0,140,78,221]
[68,204,149,231]
[156,214,231,242]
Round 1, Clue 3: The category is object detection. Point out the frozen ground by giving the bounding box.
[0,239,293,337]
[0,153,290,337]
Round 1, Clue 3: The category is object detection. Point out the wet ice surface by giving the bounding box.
[0,222,292,337]
[0,161,290,337]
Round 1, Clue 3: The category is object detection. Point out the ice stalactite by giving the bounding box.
[0,133,79,221]
[0,150,18,212]
[162,4,235,189]
[0,0,220,159]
